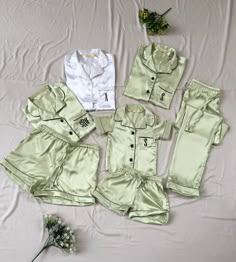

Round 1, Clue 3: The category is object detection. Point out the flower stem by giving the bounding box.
[31,244,52,262]
[160,8,172,17]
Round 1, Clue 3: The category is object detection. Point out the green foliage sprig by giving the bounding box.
[139,8,172,35]
[31,214,76,262]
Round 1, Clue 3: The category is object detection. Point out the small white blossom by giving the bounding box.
[32,214,76,261]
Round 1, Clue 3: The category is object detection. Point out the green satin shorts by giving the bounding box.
[167,79,229,197]
[1,126,99,206]
[93,166,169,224]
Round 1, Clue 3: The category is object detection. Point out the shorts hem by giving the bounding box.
[93,190,128,215]
[1,159,34,192]
[129,209,169,225]
[34,190,95,206]
[167,180,199,197]
[1,159,96,206]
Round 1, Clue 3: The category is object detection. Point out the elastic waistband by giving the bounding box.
[32,126,99,150]
[119,165,163,183]
[189,79,221,94]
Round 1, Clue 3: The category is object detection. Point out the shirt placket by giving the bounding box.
[147,73,159,100]
[86,77,95,109]
[129,128,137,168]
[143,63,158,101]
[58,117,80,141]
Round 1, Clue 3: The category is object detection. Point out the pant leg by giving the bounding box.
[167,104,226,196]
[167,80,229,196]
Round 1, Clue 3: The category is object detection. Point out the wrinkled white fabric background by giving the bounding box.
[0,0,235,261]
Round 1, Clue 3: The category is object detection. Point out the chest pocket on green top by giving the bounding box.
[138,137,155,147]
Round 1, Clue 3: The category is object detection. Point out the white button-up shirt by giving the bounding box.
[64,48,115,111]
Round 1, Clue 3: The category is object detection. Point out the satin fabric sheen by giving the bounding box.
[93,165,169,224]
[65,48,115,111]
[124,43,186,109]
[167,79,229,196]
[1,83,99,205]
[1,127,99,205]
[94,104,172,175]
[23,82,95,142]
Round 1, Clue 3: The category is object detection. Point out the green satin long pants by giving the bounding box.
[167,79,229,197]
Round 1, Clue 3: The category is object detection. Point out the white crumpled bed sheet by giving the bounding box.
[0,0,235,261]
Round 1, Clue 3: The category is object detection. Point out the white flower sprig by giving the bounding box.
[31,214,76,262]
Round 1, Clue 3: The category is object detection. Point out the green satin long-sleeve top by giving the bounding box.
[124,43,186,109]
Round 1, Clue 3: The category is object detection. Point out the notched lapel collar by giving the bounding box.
[142,43,179,74]
[114,104,156,129]
[26,84,66,121]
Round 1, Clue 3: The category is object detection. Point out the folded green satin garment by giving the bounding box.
[23,82,95,142]
[124,43,186,109]
[167,79,229,197]
[1,127,99,205]
[1,83,99,205]
[93,166,169,224]
[94,104,172,175]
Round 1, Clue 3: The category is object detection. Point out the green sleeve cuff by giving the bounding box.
[213,121,229,145]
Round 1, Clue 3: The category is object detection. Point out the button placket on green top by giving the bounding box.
[60,116,80,140]
[130,128,136,167]
[146,70,170,104]
[143,63,158,100]
[148,73,158,101]
[124,43,186,109]
[95,104,172,174]
[143,60,171,104]
[24,83,95,142]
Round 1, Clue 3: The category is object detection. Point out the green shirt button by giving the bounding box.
[129,158,133,162]
[131,131,135,135]
[130,144,134,148]
[69,131,73,135]
[146,90,150,94]
[151,77,155,80]
[60,119,64,122]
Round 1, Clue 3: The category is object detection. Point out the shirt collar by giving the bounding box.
[142,43,178,74]
[67,48,109,79]
[26,83,66,120]
[114,104,156,129]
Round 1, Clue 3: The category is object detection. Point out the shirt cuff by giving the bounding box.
[213,121,229,145]
[162,121,172,140]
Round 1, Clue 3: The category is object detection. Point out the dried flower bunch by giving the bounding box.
[31,214,76,262]
[139,8,172,35]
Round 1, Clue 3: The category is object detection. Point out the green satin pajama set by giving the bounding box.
[1,83,99,206]
[93,104,171,224]
[0,43,229,225]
